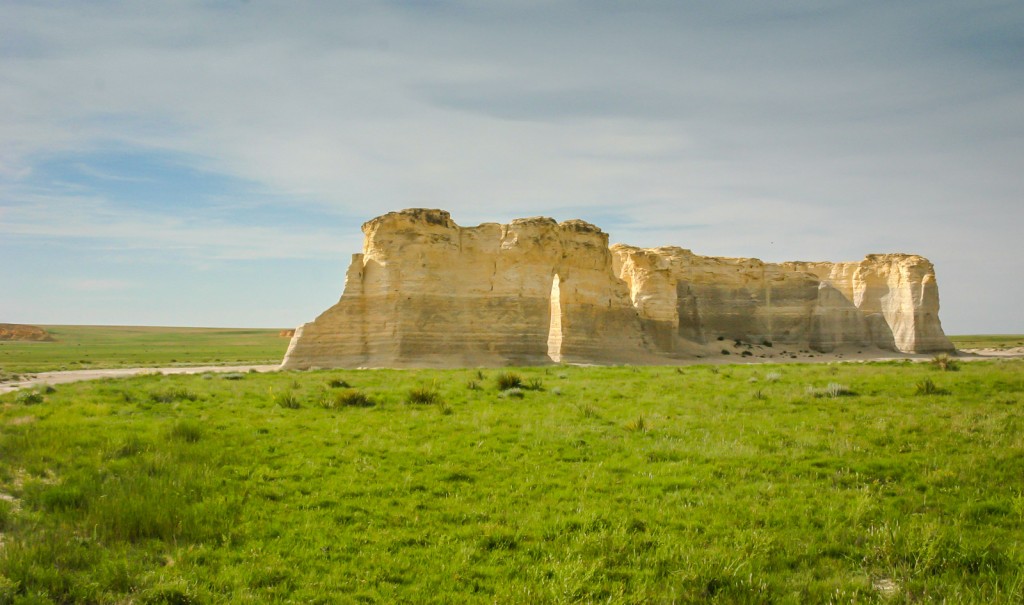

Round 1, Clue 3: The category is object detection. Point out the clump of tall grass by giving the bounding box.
[406,386,440,405]
[327,378,351,388]
[806,383,854,398]
[931,354,960,372]
[916,377,949,396]
[624,414,650,433]
[496,372,522,391]
[320,389,375,409]
[524,377,544,391]
[274,391,301,409]
[466,380,481,391]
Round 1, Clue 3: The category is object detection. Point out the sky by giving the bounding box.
[1,1,1022,333]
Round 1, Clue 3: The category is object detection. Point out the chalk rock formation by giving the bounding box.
[611,248,949,356]
[282,209,953,369]
[283,209,647,368]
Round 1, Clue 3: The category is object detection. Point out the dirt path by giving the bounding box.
[0,365,281,395]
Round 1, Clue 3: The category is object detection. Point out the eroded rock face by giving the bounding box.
[282,209,646,368]
[282,209,953,368]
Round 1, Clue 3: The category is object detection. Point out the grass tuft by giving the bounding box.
[321,389,375,409]
[624,414,650,433]
[931,353,960,372]
[327,378,351,388]
[496,372,523,391]
[274,391,301,409]
[406,386,440,405]
[916,377,949,396]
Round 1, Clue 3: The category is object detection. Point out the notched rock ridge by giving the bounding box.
[282,209,953,368]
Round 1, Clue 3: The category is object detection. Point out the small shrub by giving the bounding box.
[741,350,753,357]
[721,349,731,355]
[496,372,523,391]
[931,354,960,372]
[407,387,440,405]
[275,391,302,409]
[625,414,649,433]
[501,387,525,399]
[916,377,949,396]
[322,389,375,409]
[15,390,44,405]
[327,378,351,388]
[170,420,203,443]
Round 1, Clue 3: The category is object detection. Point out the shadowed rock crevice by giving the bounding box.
[282,209,953,369]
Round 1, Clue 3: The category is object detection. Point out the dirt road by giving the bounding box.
[0,365,281,395]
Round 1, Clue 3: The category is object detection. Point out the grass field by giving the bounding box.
[0,325,290,374]
[1,360,1022,603]
[948,335,1024,351]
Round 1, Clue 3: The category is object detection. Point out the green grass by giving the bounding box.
[949,334,1024,350]
[0,325,290,373]
[0,361,1022,602]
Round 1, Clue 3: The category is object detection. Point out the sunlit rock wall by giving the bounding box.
[282,209,953,369]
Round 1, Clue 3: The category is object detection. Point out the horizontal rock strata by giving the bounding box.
[282,209,953,369]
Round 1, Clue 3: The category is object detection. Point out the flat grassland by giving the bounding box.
[1,360,1021,603]
[0,325,289,374]
[949,335,1024,350]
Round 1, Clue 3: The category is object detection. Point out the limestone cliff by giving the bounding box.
[282,209,647,369]
[610,246,954,356]
[282,209,953,369]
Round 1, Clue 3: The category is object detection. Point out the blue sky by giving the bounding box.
[1,1,1022,332]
